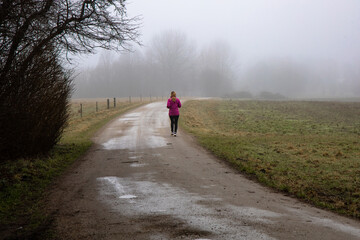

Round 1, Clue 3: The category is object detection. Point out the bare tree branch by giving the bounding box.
[0,0,140,80]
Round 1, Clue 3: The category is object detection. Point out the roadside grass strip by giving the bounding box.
[0,100,145,239]
[180,100,360,219]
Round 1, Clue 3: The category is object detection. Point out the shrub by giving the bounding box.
[0,46,72,160]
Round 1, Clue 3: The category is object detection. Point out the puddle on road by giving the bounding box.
[102,103,169,150]
[200,184,217,189]
[102,134,135,150]
[103,134,168,150]
[119,194,137,199]
[130,163,148,168]
[97,176,277,240]
[119,112,141,121]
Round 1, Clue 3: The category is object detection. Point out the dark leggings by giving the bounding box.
[169,115,179,133]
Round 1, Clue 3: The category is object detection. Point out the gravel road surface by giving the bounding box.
[47,102,360,240]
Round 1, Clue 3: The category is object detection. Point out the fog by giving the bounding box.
[73,0,360,99]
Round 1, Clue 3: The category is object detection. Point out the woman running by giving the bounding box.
[167,91,181,137]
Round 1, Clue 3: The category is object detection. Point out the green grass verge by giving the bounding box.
[180,99,360,218]
[0,101,145,239]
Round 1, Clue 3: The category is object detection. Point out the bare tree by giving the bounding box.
[0,0,140,160]
[197,40,236,97]
[147,30,196,95]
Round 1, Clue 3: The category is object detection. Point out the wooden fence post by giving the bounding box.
[114,98,116,107]
[80,103,83,118]
[96,101,98,112]
[107,99,110,109]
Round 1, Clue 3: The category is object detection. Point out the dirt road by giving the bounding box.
[47,102,360,239]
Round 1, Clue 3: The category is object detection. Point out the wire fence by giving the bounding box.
[70,96,166,119]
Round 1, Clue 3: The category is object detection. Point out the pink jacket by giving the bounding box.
[167,98,181,116]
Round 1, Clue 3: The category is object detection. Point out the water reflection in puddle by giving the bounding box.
[119,194,137,199]
[130,163,148,168]
[102,103,169,150]
[97,176,277,240]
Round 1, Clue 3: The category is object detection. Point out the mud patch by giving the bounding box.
[141,215,213,239]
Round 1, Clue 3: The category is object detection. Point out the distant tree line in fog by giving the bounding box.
[74,31,236,98]
[241,59,360,99]
[74,31,360,99]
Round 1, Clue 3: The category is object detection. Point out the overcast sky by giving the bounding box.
[79,0,360,70]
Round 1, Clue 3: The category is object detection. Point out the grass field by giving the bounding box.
[180,99,360,218]
[0,99,145,239]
